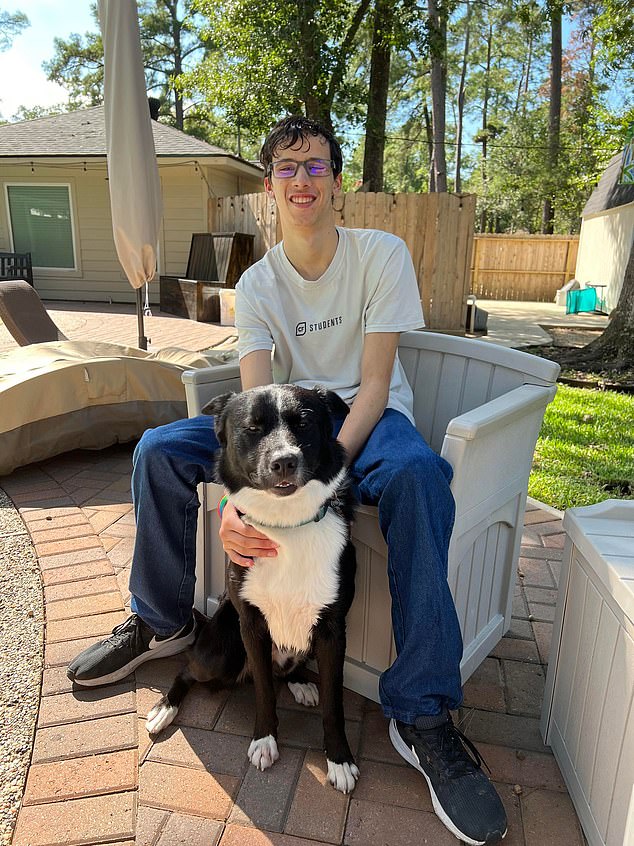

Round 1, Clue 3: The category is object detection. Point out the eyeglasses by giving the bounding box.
[268,158,335,179]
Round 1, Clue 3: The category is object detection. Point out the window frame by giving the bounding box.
[4,181,79,272]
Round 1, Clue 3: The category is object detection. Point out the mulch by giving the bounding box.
[524,327,634,392]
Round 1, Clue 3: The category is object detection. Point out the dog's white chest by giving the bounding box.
[240,511,347,653]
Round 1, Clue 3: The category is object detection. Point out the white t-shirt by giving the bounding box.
[235,227,425,423]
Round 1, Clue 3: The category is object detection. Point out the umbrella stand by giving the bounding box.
[136,287,148,350]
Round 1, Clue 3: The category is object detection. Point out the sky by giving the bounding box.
[0,1,96,120]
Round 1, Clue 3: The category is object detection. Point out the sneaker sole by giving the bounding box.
[389,719,506,845]
[68,628,196,688]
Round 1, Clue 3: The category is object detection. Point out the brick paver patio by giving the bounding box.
[1,304,587,845]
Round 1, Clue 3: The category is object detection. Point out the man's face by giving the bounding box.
[264,134,342,233]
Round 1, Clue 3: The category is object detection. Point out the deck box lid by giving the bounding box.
[562,500,634,625]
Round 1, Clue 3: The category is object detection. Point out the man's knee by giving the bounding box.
[388,447,452,490]
[133,421,185,471]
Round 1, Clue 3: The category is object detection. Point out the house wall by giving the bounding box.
[0,159,262,303]
[575,201,634,311]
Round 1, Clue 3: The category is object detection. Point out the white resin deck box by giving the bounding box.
[540,500,634,846]
[182,331,559,701]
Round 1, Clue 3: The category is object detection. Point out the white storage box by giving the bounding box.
[541,500,634,846]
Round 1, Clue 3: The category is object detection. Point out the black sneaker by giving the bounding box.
[67,613,196,687]
[389,712,507,845]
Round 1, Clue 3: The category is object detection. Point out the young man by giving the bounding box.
[68,116,507,845]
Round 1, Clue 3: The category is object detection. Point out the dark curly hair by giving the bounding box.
[260,115,343,177]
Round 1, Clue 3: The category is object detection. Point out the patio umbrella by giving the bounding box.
[97,0,162,350]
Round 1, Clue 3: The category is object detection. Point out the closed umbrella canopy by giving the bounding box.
[98,0,162,349]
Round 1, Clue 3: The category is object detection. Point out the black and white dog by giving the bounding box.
[146,384,359,793]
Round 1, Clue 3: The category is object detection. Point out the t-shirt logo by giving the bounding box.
[296,322,307,336]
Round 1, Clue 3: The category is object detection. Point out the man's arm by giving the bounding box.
[240,349,274,390]
[337,332,400,464]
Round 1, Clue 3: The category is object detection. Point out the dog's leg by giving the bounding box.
[284,667,319,708]
[147,596,245,736]
[240,606,280,771]
[313,621,359,794]
[146,666,197,735]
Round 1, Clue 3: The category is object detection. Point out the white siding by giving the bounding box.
[575,202,634,311]
[0,158,263,303]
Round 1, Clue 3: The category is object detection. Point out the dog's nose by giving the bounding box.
[270,454,298,478]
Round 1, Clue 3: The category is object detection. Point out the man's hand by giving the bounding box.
[219,501,278,567]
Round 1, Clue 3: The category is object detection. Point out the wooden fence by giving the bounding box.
[209,191,476,331]
[471,234,579,301]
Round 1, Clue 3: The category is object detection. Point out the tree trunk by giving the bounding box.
[562,240,634,370]
[542,3,562,234]
[424,102,435,192]
[427,0,447,193]
[297,0,332,129]
[166,0,184,130]
[479,23,492,230]
[362,0,393,192]
[454,0,472,193]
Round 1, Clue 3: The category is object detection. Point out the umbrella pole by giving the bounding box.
[136,287,148,350]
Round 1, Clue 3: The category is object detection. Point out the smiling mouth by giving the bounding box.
[272,481,298,496]
[289,196,316,205]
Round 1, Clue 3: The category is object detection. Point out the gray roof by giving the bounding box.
[582,151,634,217]
[0,105,260,169]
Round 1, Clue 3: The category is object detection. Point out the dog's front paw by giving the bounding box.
[248,735,279,771]
[327,759,359,794]
[146,696,178,735]
[288,680,319,707]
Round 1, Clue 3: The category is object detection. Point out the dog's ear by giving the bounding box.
[201,392,235,446]
[315,388,350,420]
[201,392,235,417]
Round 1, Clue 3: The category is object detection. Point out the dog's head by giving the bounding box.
[202,385,349,501]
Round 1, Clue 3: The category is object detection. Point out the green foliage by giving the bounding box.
[0,8,29,52]
[17,0,633,228]
[43,1,209,125]
[11,104,68,121]
[44,27,104,107]
[179,0,373,135]
[529,385,634,509]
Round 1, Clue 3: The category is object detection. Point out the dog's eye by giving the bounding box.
[246,424,261,433]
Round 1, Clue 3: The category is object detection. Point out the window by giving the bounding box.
[6,184,76,270]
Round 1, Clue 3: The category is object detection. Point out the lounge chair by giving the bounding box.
[0,280,238,475]
[0,279,68,345]
[0,339,237,477]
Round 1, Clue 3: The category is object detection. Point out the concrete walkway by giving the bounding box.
[0,302,593,845]
[473,300,608,349]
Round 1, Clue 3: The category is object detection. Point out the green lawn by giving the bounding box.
[528,384,634,511]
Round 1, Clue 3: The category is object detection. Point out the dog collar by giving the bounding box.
[244,497,335,530]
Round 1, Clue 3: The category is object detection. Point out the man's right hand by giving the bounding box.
[219,500,279,568]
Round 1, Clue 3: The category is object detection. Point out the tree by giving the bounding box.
[361,0,394,190]
[562,239,634,371]
[0,8,29,52]
[44,1,209,130]
[182,0,372,137]
[542,0,563,233]
[0,7,30,120]
[427,0,448,191]
[453,0,472,193]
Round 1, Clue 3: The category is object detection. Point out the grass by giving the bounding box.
[528,384,634,511]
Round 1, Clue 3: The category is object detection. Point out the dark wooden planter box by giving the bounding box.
[159,277,224,322]
[159,231,254,322]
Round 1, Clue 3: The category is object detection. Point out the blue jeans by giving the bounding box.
[129,408,463,720]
